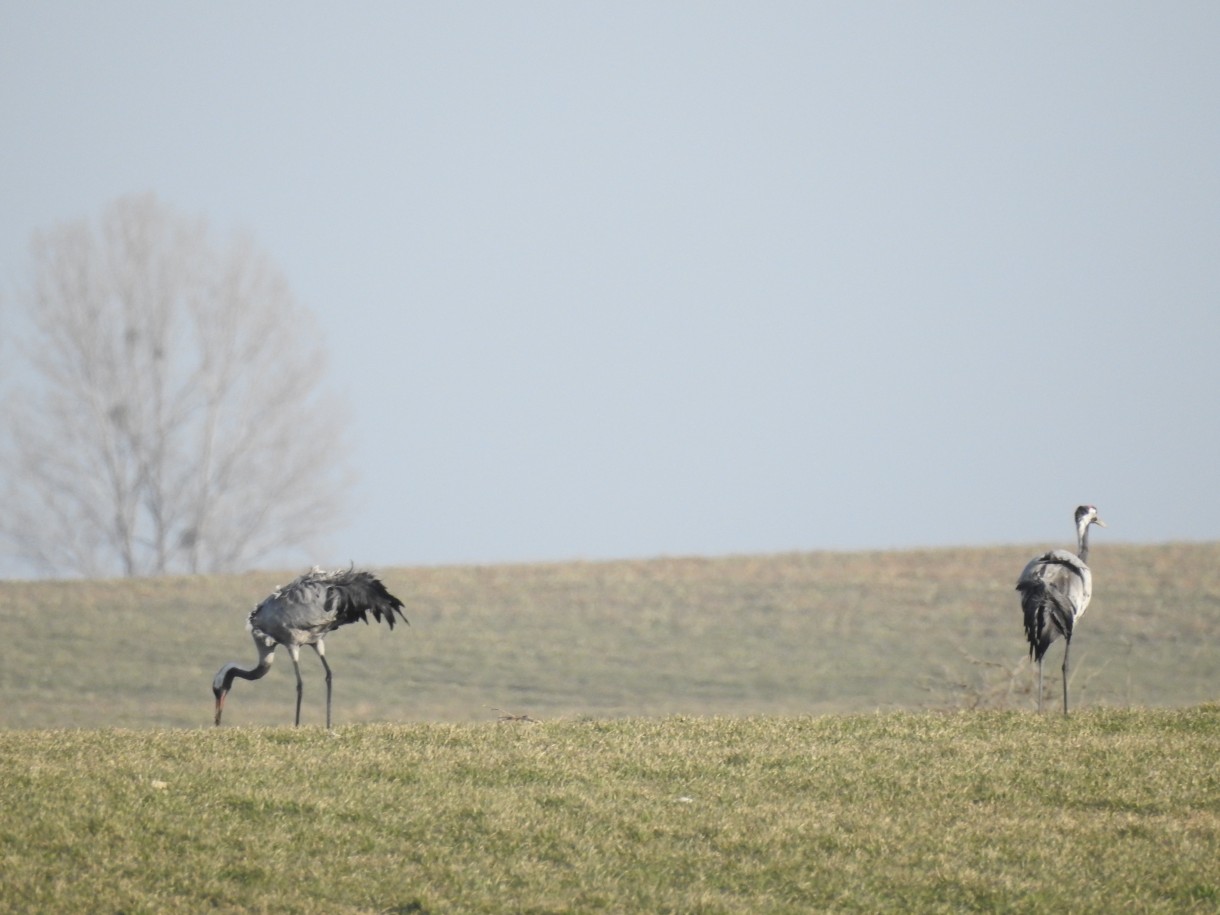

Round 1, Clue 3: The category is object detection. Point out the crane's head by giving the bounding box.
[212,665,233,726]
[1075,504,1105,532]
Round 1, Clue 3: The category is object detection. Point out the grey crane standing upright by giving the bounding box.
[212,567,407,728]
[1016,505,1106,714]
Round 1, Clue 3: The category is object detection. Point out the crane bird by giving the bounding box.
[1016,505,1106,714]
[212,567,407,728]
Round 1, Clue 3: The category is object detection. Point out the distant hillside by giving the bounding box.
[1,543,1217,728]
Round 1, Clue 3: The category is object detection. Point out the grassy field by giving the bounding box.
[1,543,1217,728]
[2,547,1218,911]
[1,710,1217,913]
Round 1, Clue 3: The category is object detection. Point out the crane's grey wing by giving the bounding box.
[1018,549,1093,617]
[247,576,339,647]
[1016,548,1094,661]
[1017,573,1078,660]
[247,567,407,647]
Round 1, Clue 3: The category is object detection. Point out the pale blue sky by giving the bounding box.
[2,3,1218,572]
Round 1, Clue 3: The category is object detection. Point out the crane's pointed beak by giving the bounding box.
[214,690,227,726]
[1094,517,1107,527]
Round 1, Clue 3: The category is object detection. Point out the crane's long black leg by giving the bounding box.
[290,647,304,726]
[1036,657,1044,713]
[314,642,333,730]
[1062,636,1071,716]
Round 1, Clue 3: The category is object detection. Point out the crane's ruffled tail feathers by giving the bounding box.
[1017,578,1074,662]
[324,569,409,629]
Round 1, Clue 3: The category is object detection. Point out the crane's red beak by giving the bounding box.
[214,690,227,726]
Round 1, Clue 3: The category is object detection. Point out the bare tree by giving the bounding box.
[0,194,350,577]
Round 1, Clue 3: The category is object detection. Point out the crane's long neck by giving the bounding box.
[1077,523,1091,564]
[213,641,276,726]
[218,659,272,689]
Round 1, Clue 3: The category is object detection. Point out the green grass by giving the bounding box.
[1,544,1218,728]
[2,710,1218,913]
[3,549,1218,911]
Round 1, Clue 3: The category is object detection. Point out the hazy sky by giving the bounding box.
[2,3,1218,572]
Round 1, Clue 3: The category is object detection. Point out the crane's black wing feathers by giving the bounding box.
[322,568,408,629]
[1016,578,1075,662]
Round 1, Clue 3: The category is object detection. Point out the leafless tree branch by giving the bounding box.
[0,194,352,577]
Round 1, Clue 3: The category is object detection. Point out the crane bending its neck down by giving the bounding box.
[213,637,276,726]
[211,567,407,727]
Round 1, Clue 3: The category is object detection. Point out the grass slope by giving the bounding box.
[2,544,1219,728]
[2,710,1218,913]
